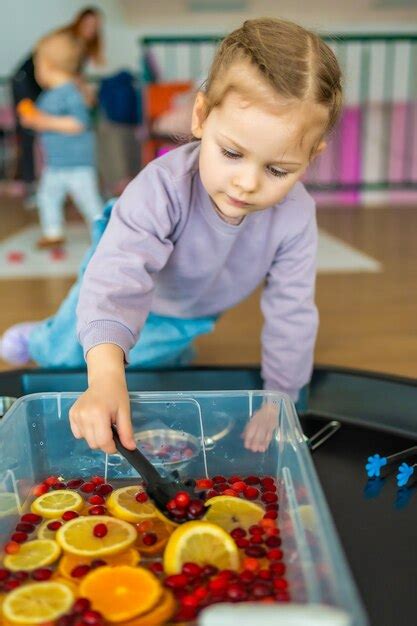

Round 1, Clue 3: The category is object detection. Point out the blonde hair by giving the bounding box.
[36,31,83,75]
[205,18,343,135]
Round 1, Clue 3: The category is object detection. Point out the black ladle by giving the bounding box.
[111,425,203,518]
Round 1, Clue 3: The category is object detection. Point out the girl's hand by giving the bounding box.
[243,402,278,452]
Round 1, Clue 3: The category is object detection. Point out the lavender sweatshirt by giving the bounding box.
[77,142,319,399]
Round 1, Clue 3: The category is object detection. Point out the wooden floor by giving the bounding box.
[1,196,417,380]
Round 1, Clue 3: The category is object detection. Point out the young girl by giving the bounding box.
[10,18,343,454]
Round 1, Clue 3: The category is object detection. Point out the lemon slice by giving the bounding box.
[37,518,61,540]
[56,515,137,557]
[203,495,264,532]
[2,582,74,624]
[31,489,83,519]
[4,539,61,572]
[106,486,158,523]
[163,520,239,575]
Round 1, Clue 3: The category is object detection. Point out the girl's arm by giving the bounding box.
[20,111,84,134]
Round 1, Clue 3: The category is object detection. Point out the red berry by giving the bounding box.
[135,491,148,503]
[264,510,278,520]
[267,548,284,561]
[82,610,103,625]
[12,571,29,581]
[91,559,107,569]
[142,532,157,546]
[4,541,20,554]
[244,487,259,500]
[20,513,42,525]
[182,562,202,577]
[205,490,217,499]
[174,491,191,508]
[195,478,213,490]
[212,475,226,484]
[72,597,91,614]
[0,568,10,581]
[95,484,113,496]
[187,499,204,518]
[32,568,52,581]
[249,525,264,535]
[88,495,105,505]
[93,523,108,538]
[57,616,74,626]
[265,535,282,548]
[245,545,266,558]
[71,564,91,578]
[3,579,21,591]
[91,476,105,486]
[181,594,199,608]
[47,521,62,531]
[89,505,107,516]
[174,606,197,622]
[80,482,95,494]
[52,482,67,490]
[168,507,187,521]
[149,562,163,575]
[231,481,247,493]
[252,582,271,598]
[33,483,49,497]
[262,492,278,504]
[260,477,275,489]
[166,499,177,511]
[15,522,35,534]
[273,577,288,591]
[223,488,237,496]
[194,585,209,601]
[228,476,242,484]
[249,534,264,545]
[239,570,255,584]
[67,479,84,489]
[270,562,286,576]
[231,527,247,539]
[257,568,272,580]
[209,576,228,592]
[164,574,189,589]
[62,510,79,521]
[236,537,250,549]
[244,475,260,485]
[276,590,291,602]
[201,565,218,577]
[227,583,247,601]
[11,532,28,543]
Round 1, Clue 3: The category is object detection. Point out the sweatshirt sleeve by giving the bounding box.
[76,163,180,361]
[260,197,319,401]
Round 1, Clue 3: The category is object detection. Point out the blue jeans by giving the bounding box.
[29,200,217,368]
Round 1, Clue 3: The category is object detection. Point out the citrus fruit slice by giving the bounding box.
[58,548,140,580]
[31,489,83,519]
[120,590,176,626]
[135,518,173,556]
[2,581,74,624]
[37,518,61,540]
[204,495,264,532]
[0,493,19,519]
[56,515,137,557]
[79,565,162,622]
[163,520,240,575]
[3,539,61,572]
[106,486,157,523]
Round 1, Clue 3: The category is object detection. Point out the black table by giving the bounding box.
[2,364,417,626]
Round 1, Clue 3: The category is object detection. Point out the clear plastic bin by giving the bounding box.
[0,391,368,625]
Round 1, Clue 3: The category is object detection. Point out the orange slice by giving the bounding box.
[2,582,74,624]
[163,520,239,575]
[204,495,264,532]
[135,518,173,556]
[58,548,140,580]
[119,590,176,626]
[106,486,158,523]
[31,490,83,519]
[56,515,137,557]
[79,565,162,622]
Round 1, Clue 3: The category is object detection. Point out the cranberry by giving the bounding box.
[15,522,35,534]
[244,487,259,500]
[181,594,199,608]
[174,491,191,508]
[93,523,108,538]
[235,537,250,549]
[44,476,59,486]
[52,482,67,490]
[95,484,113,496]
[33,483,49,497]
[214,483,229,493]
[4,541,20,554]
[80,482,95,494]
[231,481,247,493]
[245,546,266,558]
[164,574,189,589]
[260,477,275,489]
[72,598,92,614]
[142,532,157,546]
[205,489,218,499]
[270,562,286,576]
[257,569,272,580]
[187,499,205,518]
[57,616,74,626]
[249,525,264,535]
[227,583,247,601]
[182,562,202,577]
[11,532,28,543]
[252,582,271,598]
[262,492,278,504]
[67,479,84,489]
[212,475,226,484]
[166,498,177,511]
[47,521,62,531]
[196,478,213,489]
[88,505,107,516]
[149,562,163,575]
[91,476,105,486]
[0,568,10,581]
[223,488,237,496]
[91,559,107,569]
[168,507,187,521]
[244,475,260,485]
[32,568,52,581]
[209,576,229,592]
[62,510,79,521]
[13,571,29,581]
[266,535,282,548]
[266,503,279,511]
[249,534,264,545]
[3,579,21,591]
[173,606,197,622]
[194,585,209,601]
[135,491,148,503]
[239,570,255,584]
[88,495,105,505]
[71,564,91,578]
[201,564,218,577]
[231,527,247,539]
[273,577,289,591]
[20,513,42,525]
[82,610,103,625]
[267,548,284,561]
[264,510,278,520]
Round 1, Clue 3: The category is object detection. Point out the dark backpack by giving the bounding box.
[98,70,141,125]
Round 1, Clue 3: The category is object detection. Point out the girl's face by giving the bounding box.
[192,89,327,224]
[78,14,100,41]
